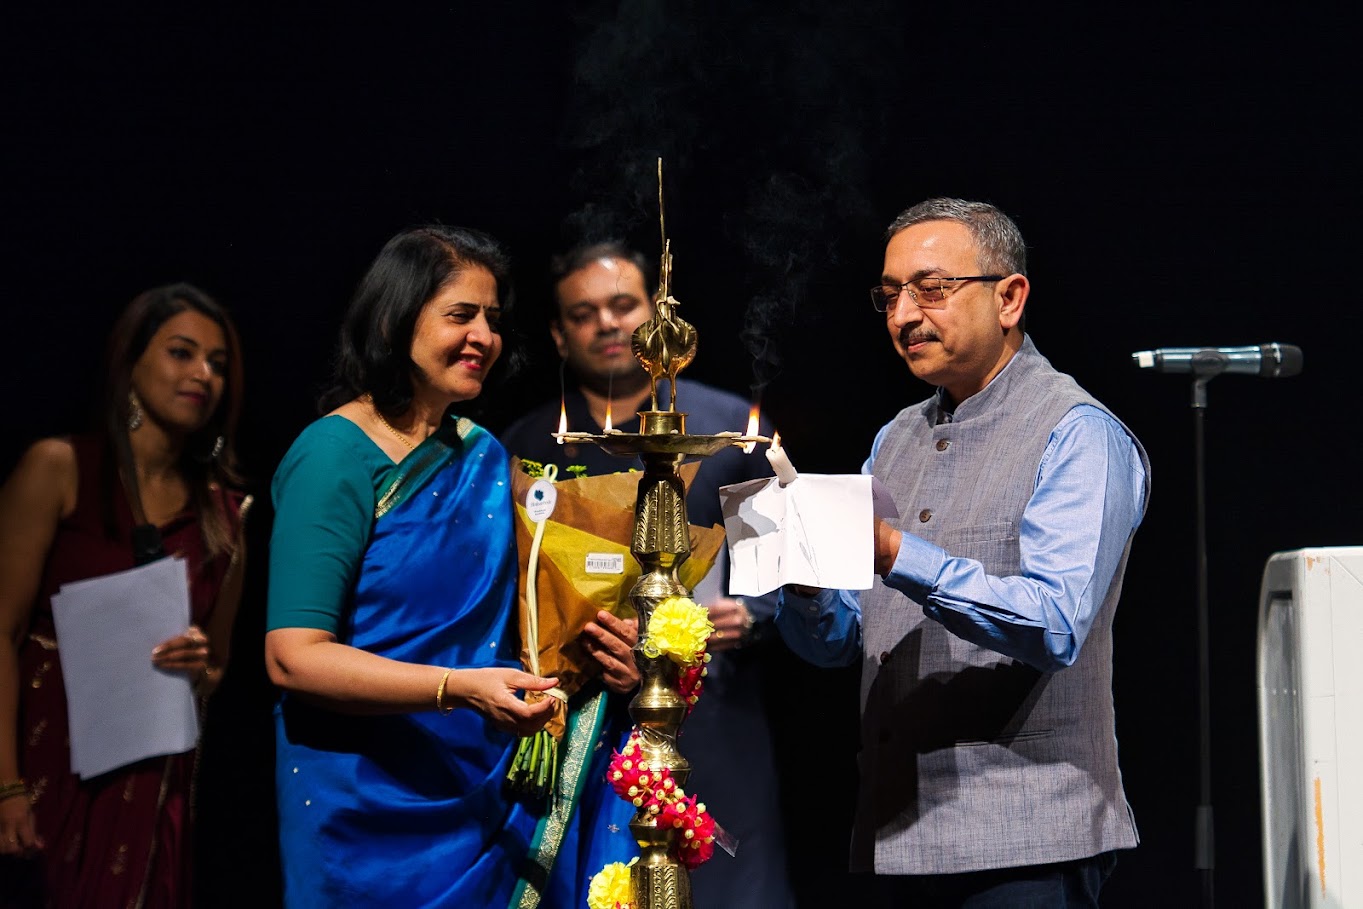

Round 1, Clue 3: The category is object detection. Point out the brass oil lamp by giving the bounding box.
[555,161,767,908]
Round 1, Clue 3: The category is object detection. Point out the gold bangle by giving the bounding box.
[435,668,455,715]
[0,779,28,801]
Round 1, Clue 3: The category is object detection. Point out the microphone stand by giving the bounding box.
[1191,370,1216,908]
[1136,342,1300,908]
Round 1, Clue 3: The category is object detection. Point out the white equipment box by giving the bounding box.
[1258,547,1363,908]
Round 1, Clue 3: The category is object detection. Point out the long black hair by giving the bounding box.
[320,225,518,417]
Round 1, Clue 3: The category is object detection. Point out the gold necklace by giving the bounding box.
[367,397,415,450]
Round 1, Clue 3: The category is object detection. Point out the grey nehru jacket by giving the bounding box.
[854,336,1149,875]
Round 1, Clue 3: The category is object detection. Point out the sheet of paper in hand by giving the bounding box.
[718,474,899,596]
[49,555,199,779]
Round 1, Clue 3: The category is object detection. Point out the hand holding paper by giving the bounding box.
[150,624,211,675]
[719,441,899,596]
[49,556,200,779]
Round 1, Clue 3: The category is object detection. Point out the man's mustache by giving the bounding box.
[899,329,939,346]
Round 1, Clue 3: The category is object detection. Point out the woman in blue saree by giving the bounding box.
[265,226,635,908]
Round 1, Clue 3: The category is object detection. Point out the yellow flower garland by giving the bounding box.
[640,595,713,665]
[587,859,636,909]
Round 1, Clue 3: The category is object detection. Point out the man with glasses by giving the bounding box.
[777,198,1149,906]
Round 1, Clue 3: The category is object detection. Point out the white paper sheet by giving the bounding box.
[49,556,200,779]
[718,474,899,596]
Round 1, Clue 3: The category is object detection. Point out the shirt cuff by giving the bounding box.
[885,531,947,596]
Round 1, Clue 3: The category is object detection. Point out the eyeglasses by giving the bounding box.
[869,275,1005,312]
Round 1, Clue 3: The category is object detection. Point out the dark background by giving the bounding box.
[2,5,1356,907]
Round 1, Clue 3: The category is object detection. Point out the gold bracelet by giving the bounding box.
[434,668,455,715]
[0,779,28,801]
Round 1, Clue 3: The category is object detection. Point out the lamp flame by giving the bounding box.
[604,398,614,432]
[557,400,567,444]
[742,404,760,453]
[771,430,782,449]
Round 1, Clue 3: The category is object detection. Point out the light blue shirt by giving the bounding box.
[776,402,1147,673]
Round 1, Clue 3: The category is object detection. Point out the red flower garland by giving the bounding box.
[659,793,717,868]
[678,650,710,713]
[606,730,717,867]
[599,599,718,878]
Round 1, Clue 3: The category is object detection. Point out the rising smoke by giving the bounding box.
[555,0,900,397]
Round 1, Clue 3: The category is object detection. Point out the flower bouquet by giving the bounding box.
[507,457,726,798]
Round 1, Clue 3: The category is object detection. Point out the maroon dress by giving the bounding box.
[4,436,242,909]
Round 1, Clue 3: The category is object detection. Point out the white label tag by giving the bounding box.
[525,479,557,523]
[584,552,625,574]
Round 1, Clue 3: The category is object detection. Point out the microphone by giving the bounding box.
[1131,343,1303,378]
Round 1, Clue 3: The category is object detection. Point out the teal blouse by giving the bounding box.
[267,415,398,632]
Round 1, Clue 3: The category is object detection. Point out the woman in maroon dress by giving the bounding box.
[0,283,249,908]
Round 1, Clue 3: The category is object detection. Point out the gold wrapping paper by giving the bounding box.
[510,457,724,738]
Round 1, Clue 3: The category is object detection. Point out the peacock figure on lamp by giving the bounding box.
[631,238,696,414]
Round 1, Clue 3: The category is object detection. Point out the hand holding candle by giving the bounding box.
[765,433,798,487]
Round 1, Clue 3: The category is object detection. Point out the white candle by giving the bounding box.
[766,437,798,487]
[556,360,568,444]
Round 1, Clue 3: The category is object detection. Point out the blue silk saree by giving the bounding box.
[273,417,633,908]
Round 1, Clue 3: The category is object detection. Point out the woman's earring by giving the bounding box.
[128,390,144,431]
[210,436,225,460]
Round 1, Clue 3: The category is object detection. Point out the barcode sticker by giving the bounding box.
[585,553,625,574]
